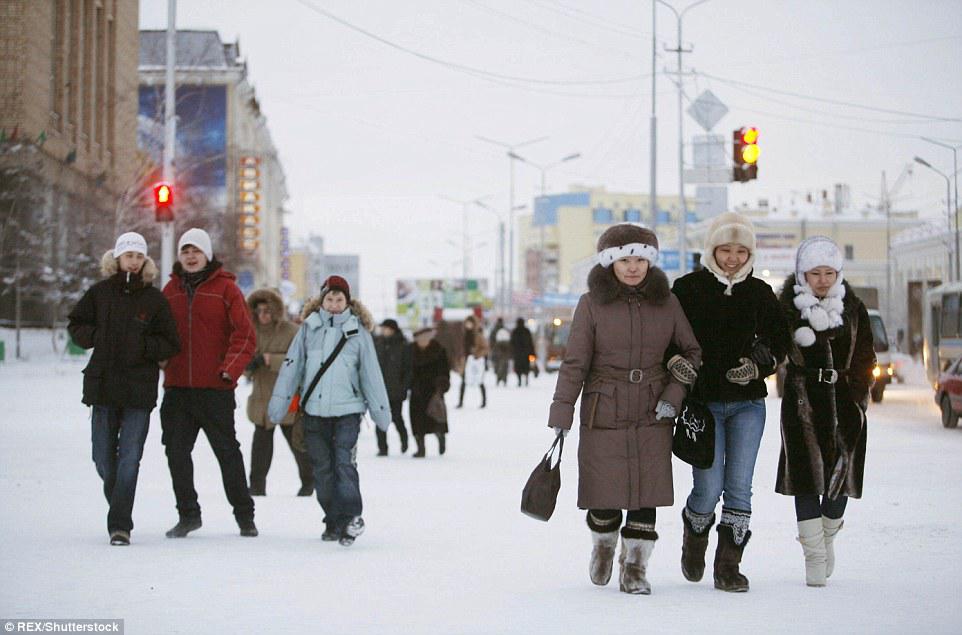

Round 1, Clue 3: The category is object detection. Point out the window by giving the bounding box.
[941,293,960,339]
[592,207,613,224]
[844,244,854,260]
[624,208,641,223]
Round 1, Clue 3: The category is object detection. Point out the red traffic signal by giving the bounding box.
[733,127,759,182]
[153,182,174,222]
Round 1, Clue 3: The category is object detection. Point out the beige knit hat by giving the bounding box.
[701,212,757,294]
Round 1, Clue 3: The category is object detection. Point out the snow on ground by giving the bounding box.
[1,328,961,634]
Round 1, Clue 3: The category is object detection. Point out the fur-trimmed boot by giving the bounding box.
[589,530,619,586]
[713,525,750,592]
[681,507,715,582]
[797,518,827,587]
[822,516,844,578]
[619,536,656,595]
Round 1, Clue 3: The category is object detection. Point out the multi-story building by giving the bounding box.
[138,30,288,294]
[286,235,361,313]
[0,0,140,323]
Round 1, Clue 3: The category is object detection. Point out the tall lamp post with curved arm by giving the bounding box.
[915,156,956,282]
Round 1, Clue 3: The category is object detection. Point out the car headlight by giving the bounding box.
[872,366,881,378]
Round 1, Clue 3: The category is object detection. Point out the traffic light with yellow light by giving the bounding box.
[733,127,759,182]
[153,181,174,222]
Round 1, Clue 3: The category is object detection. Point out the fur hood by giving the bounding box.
[100,250,159,283]
[300,296,375,332]
[246,288,286,323]
[587,264,671,305]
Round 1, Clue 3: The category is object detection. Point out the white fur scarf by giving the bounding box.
[792,275,846,347]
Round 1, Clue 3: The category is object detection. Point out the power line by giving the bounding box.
[292,0,646,86]
[522,0,652,41]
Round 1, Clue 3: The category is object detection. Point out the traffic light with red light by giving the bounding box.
[153,182,174,222]
[733,127,759,182]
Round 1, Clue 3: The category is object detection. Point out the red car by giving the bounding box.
[935,357,962,428]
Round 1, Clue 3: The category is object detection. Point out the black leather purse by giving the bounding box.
[672,382,715,470]
[520,435,564,521]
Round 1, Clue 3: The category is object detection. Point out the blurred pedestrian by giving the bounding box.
[777,237,875,586]
[67,232,180,546]
[245,288,313,497]
[547,224,701,594]
[409,326,451,457]
[160,228,258,539]
[268,276,391,546]
[511,317,536,386]
[456,315,489,408]
[489,317,511,386]
[671,212,790,592]
[374,318,412,456]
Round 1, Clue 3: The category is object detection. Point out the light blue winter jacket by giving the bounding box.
[267,299,391,430]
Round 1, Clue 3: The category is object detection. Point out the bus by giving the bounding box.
[543,316,572,372]
[923,282,962,386]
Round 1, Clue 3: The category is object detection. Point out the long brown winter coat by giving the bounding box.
[548,265,702,510]
[776,276,875,499]
[245,289,298,429]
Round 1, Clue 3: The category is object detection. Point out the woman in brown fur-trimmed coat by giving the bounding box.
[547,224,702,595]
[244,288,313,497]
[777,237,875,587]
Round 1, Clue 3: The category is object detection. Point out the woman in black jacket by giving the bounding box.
[510,318,535,386]
[778,237,875,587]
[67,232,180,545]
[409,326,451,457]
[671,212,789,592]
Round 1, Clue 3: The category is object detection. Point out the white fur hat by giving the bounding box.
[704,211,756,254]
[795,236,842,282]
[178,228,213,261]
[113,232,148,258]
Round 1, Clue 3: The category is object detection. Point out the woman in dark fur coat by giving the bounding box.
[777,236,875,587]
[409,326,451,457]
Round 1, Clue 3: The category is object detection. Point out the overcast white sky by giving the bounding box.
[139,0,962,315]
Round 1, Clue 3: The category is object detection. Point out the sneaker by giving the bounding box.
[239,520,259,537]
[165,517,202,538]
[109,530,130,546]
[339,516,365,546]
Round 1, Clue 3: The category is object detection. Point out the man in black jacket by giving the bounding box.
[373,319,411,455]
[67,232,180,545]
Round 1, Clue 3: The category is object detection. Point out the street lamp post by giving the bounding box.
[915,156,955,281]
[921,138,961,281]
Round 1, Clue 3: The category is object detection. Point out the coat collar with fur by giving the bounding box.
[247,288,286,324]
[300,296,375,332]
[587,264,671,305]
[100,250,159,284]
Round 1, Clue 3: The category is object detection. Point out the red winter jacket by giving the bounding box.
[162,265,255,389]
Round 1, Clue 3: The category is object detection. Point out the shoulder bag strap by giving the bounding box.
[300,332,351,407]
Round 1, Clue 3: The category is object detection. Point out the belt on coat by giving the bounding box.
[788,364,852,385]
[588,364,666,386]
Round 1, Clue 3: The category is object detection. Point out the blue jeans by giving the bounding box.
[91,406,151,533]
[303,414,362,530]
[686,399,767,515]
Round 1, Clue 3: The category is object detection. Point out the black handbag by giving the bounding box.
[426,391,448,424]
[520,435,564,522]
[672,383,715,470]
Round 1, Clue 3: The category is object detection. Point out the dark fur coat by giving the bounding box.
[776,275,876,499]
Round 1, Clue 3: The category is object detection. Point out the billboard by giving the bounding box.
[396,279,491,329]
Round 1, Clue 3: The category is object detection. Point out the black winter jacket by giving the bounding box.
[374,331,412,403]
[68,257,180,409]
[672,268,789,402]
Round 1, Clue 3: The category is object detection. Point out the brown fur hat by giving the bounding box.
[596,224,659,268]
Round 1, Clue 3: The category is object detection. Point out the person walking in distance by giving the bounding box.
[374,319,412,456]
[489,317,512,387]
[510,317,536,386]
[409,326,451,457]
[456,315,489,408]
[548,224,701,595]
[68,232,180,545]
[268,276,392,545]
[245,288,314,497]
[160,228,258,538]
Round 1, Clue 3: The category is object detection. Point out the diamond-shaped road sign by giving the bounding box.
[687,90,728,132]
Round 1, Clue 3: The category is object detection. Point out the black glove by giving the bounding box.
[245,354,266,374]
[749,339,776,377]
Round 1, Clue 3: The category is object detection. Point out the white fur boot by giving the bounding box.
[822,517,844,578]
[619,537,656,595]
[589,530,619,586]
[797,518,827,587]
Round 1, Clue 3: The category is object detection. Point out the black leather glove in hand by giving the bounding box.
[749,340,776,377]
[244,354,266,374]
[725,358,759,386]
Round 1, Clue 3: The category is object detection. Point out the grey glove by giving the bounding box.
[655,400,676,420]
[725,357,759,386]
[551,426,569,438]
[667,354,697,386]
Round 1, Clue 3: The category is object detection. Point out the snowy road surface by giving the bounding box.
[1,340,961,634]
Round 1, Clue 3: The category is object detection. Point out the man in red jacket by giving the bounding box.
[160,228,258,538]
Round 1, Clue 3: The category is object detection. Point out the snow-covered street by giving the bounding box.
[1,333,961,634]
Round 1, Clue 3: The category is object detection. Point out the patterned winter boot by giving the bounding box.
[713,524,751,592]
[587,512,620,586]
[796,518,827,587]
[681,507,715,582]
[618,522,657,595]
[822,516,844,578]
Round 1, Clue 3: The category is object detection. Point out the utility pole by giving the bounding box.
[922,138,961,281]
[649,0,657,228]
[161,0,177,289]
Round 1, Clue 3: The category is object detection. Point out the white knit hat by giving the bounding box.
[795,236,842,282]
[113,232,148,258]
[177,228,213,261]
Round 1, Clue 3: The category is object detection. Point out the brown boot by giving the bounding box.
[681,508,715,582]
[713,525,750,592]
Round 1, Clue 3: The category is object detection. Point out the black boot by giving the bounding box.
[714,525,751,592]
[438,432,446,455]
[238,519,259,537]
[165,516,202,538]
[456,382,465,408]
[297,484,314,497]
[479,385,487,408]
[413,435,426,458]
[681,508,715,582]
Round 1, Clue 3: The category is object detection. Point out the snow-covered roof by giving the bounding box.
[139,31,241,69]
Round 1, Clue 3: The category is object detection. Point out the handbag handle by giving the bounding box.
[543,435,564,469]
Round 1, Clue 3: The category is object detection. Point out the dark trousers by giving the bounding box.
[794,495,848,521]
[160,388,255,522]
[303,413,362,530]
[249,424,314,491]
[375,399,409,453]
[91,406,150,533]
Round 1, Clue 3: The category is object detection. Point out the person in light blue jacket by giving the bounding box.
[268,275,391,546]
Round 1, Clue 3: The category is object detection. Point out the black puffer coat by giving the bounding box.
[776,275,875,499]
[375,330,412,403]
[410,340,450,436]
[510,323,535,374]
[672,268,789,401]
[67,253,180,409]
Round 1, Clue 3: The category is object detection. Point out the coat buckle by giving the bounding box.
[818,369,838,384]
[629,369,644,383]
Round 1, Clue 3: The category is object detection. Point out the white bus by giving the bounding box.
[923,282,962,385]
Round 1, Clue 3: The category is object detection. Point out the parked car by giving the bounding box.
[935,357,962,429]
[867,309,894,403]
